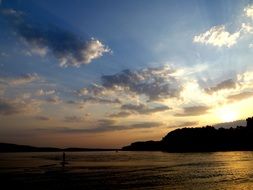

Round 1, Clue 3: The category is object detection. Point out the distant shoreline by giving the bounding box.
[2,117,253,153]
[0,143,119,153]
[1,142,253,153]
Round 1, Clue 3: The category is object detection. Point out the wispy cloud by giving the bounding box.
[8,73,39,85]
[63,116,86,123]
[193,25,240,48]
[213,120,246,129]
[34,115,51,121]
[46,95,61,104]
[0,98,41,115]
[120,103,170,114]
[109,111,132,118]
[167,121,199,128]
[82,96,121,104]
[35,89,55,96]
[205,79,236,94]
[1,8,111,67]
[40,121,162,133]
[175,106,210,117]
[227,91,253,102]
[194,4,253,48]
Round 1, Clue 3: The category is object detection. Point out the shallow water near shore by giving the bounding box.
[0,151,253,189]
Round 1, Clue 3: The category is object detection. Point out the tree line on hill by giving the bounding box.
[122,117,253,152]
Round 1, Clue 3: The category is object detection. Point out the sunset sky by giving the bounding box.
[1,0,253,148]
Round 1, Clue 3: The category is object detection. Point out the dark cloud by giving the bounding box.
[35,115,50,121]
[40,121,162,133]
[101,67,181,101]
[46,95,61,104]
[167,121,199,128]
[175,106,210,117]
[205,79,236,94]
[128,122,162,129]
[109,111,132,118]
[63,116,85,123]
[82,96,121,104]
[121,103,170,114]
[227,91,253,102]
[66,100,77,104]
[0,98,40,115]
[77,84,122,104]
[213,120,246,129]
[0,99,21,115]
[1,8,111,67]
[97,119,116,126]
[77,67,182,103]
[7,73,39,85]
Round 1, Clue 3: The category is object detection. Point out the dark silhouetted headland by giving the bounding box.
[122,117,253,152]
[0,143,118,152]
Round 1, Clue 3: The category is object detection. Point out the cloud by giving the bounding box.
[41,121,162,133]
[63,116,85,123]
[35,89,55,96]
[46,95,61,104]
[0,98,40,115]
[1,8,111,67]
[121,103,170,114]
[0,85,5,96]
[193,4,253,48]
[109,102,170,118]
[1,8,23,18]
[241,23,253,33]
[101,66,182,101]
[168,121,199,128]
[244,5,253,19]
[97,119,116,126]
[8,73,39,85]
[66,100,77,104]
[193,25,240,47]
[213,120,246,129]
[35,115,51,121]
[109,111,132,118]
[205,79,236,94]
[77,66,182,104]
[0,52,8,57]
[78,84,107,96]
[82,96,121,104]
[0,73,39,90]
[0,99,22,115]
[175,106,210,117]
[227,91,253,102]
[58,38,111,67]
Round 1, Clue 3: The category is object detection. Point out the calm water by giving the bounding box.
[0,151,253,189]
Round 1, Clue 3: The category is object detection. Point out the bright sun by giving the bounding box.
[216,107,238,122]
[219,110,237,122]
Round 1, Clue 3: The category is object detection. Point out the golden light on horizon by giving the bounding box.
[217,107,238,123]
[221,111,237,122]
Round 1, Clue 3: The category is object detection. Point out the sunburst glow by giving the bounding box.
[218,108,238,122]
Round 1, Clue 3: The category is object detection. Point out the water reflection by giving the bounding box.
[0,151,253,189]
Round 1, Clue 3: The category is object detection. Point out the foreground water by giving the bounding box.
[0,151,253,190]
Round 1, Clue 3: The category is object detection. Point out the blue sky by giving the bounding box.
[1,0,253,148]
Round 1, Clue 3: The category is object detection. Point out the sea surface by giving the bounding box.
[0,151,253,190]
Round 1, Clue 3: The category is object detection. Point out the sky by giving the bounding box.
[1,0,253,148]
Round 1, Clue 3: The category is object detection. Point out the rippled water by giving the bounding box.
[0,151,253,189]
